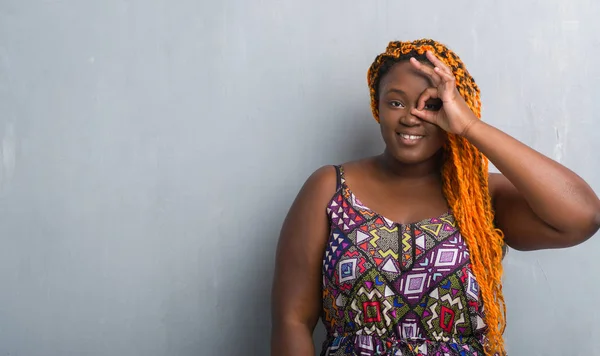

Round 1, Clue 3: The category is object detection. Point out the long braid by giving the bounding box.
[367,39,506,355]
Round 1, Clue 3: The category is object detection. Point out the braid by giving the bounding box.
[367,39,506,355]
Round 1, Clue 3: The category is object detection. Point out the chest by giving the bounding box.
[346,179,449,225]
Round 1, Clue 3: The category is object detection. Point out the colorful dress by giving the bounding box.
[320,166,489,356]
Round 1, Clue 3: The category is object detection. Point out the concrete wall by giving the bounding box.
[0,1,599,355]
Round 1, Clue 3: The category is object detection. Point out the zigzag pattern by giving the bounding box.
[351,299,363,326]
[441,294,464,309]
[431,330,451,343]
[360,324,387,336]
[356,286,383,300]
[378,249,398,259]
[453,314,465,332]
[426,302,439,329]
[381,300,393,326]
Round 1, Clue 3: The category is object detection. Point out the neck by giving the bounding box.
[376,149,443,182]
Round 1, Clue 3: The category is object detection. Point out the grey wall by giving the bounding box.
[0,1,599,355]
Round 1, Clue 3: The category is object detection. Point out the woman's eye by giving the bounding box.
[390,101,404,108]
[424,103,442,111]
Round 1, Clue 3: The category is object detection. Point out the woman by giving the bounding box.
[270,39,600,356]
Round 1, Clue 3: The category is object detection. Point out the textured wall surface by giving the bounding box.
[1,1,599,355]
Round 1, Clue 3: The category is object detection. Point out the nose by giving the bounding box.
[399,109,421,127]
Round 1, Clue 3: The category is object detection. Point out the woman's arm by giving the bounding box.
[270,166,336,355]
[409,50,600,251]
[465,121,600,250]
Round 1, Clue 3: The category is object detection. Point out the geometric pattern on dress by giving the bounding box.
[415,273,473,338]
[392,229,469,305]
[328,193,365,234]
[340,269,411,336]
[399,225,415,271]
[320,166,488,356]
[321,335,485,356]
[323,227,352,281]
[335,246,373,293]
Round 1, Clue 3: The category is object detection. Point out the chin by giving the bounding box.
[387,147,442,166]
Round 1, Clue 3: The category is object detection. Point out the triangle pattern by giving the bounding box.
[356,230,371,244]
[415,235,425,249]
[381,259,399,273]
[384,285,395,297]
[421,224,442,236]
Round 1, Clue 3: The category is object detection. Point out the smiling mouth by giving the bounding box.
[397,133,424,140]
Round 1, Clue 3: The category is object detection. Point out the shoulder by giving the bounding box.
[306,165,337,184]
[304,165,338,191]
[299,159,374,202]
[295,165,339,206]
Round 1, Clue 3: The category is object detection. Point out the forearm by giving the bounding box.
[464,120,600,233]
[271,321,316,356]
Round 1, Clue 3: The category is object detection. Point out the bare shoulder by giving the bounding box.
[297,165,338,205]
[295,158,376,212]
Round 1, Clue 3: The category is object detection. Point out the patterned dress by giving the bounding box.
[320,166,488,356]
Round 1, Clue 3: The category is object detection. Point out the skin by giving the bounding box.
[270,51,600,355]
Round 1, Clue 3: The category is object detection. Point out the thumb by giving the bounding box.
[411,107,437,124]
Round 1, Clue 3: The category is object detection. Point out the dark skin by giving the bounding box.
[270,52,600,355]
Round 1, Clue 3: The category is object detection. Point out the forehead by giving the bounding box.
[379,61,434,95]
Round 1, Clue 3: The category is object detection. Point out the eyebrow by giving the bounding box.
[383,88,407,96]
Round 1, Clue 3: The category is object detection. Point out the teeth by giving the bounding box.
[400,134,423,140]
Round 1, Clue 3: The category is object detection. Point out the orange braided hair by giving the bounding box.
[367,39,506,355]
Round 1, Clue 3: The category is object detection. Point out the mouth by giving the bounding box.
[396,133,424,145]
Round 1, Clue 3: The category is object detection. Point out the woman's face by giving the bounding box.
[377,60,447,165]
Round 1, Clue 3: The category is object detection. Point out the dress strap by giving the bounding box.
[333,165,343,192]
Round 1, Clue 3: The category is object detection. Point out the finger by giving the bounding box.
[426,51,453,75]
[417,87,439,110]
[434,66,456,84]
[411,107,437,123]
[409,57,442,86]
